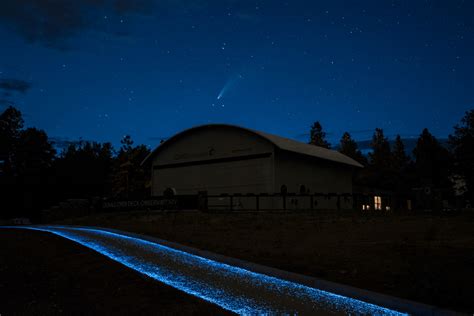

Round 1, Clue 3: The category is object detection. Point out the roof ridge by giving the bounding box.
[142,124,363,168]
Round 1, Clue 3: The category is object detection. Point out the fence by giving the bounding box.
[100,193,414,212]
[100,195,197,212]
[98,191,462,212]
[204,193,402,212]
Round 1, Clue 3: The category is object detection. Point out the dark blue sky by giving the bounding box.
[1,0,472,148]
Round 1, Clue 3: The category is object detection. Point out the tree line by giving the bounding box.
[0,106,150,219]
[1,105,473,219]
[309,116,473,205]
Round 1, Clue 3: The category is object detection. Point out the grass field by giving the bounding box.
[0,229,230,315]
[58,210,474,313]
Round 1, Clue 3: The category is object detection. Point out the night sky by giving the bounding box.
[0,0,472,148]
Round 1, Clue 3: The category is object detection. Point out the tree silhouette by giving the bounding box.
[16,128,56,213]
[369,128,391,170]
[389,134,416,204]
[0,106,25,218]
[54,141,114,199]
[391,135,410,173]
[309,121,331,148]
[120,135,134,153]
[413,128,452,189]
[0,107,58,218]
[113,135,150,199]
[17,128,56,174]
[3,103,473,217]
[0,106,24,176]
[449,109,474,200]
[338,132,366,165]
[364,128,392,188]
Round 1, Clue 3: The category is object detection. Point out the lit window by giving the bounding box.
[374,196,382,210]
[385,206,391,211]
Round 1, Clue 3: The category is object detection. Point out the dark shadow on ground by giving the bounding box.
[0,229,231,315]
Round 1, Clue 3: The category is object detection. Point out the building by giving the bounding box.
[142,124,363,210]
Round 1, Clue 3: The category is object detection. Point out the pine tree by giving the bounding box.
[0,107,59,217]
[16,128,56,175]
[389,134,415,196]
[113,136,150,198]
[449,109,474,199]
[368,128,391,169]
[364,128,392,188]
[309,121,331,149]
[391,135,410,173]
[413,128,452,189]
[120,135,134,153]
[54,141,110,199]
[338,132,366,165]
[16,128,56,213]
[0,106,24,175]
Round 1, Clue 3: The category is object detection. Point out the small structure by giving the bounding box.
[11,217,31,225]
[142,124,363,210]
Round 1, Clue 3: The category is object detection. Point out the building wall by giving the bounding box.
[153,157,273,195]
[151,126,275,196]
[274,150,354,209]
[149,126,356,210]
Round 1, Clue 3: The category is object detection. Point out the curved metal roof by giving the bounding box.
[142,124,363,168]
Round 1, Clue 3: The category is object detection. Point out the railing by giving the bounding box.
[100,193,416,212]
[203,193,399,212]
[100,195,197,212]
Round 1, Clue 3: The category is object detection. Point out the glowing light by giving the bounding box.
[374,196,382,210]
[5,226,407,315]
[217,74,242,100]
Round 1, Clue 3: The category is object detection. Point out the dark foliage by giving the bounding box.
[309,121,331,149]
[112,135,151,199]
[360,128,393,189]
[0,106,24,175]
[390,135,413,192]
[368,128,391,171]
[391,135,410,173]
[53,141,114,199]
[0,108,56,218]
[338,132,367,165]
[449,109,474,200]
[413,128,453,189]
[0,106,152,219]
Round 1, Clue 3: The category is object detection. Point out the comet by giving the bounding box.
[217,74,243,100]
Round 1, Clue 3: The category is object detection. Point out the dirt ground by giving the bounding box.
[58,210,474,313]
[0,229,230,315]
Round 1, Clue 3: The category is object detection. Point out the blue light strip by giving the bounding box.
[7,226,408,315]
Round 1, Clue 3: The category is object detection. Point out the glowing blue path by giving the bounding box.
[13,226,406,315]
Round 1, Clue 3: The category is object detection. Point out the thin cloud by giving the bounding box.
[0,79,31,96]
[0,0,154,49]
